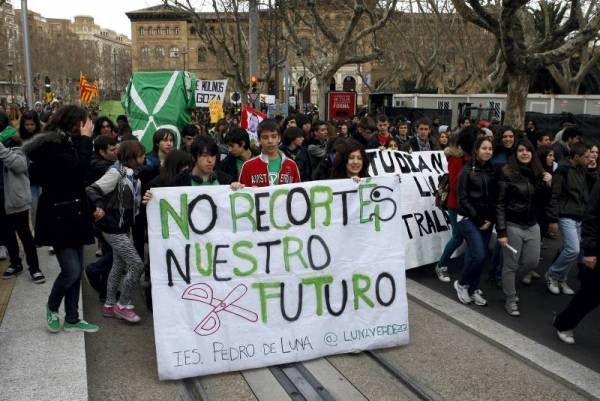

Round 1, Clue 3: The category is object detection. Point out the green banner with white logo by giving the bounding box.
[122,71,197,150]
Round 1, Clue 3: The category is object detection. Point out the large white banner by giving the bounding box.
[367,150,451,269]
[195,79,228,107]
[147,176,409,380]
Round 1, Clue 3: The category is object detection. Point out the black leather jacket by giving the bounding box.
[458,159,496,226]
[496,165,541,237]
[546,161,590,223]
[582,179,600,257]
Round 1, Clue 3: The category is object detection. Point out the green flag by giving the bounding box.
[121,71,196,150]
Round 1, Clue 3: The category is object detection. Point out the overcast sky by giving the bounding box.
[16,0,160,38]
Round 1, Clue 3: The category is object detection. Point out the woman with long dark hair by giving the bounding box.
[24,105,99,333]
[435,126,476,282]
[454,136,496,306]
[149,150,193,188]
[330,139,369,179]
[496,139,546,316]
[18,110,42,141]
[93,116,116,138]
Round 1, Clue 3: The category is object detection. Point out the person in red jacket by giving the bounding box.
[435,126,475,282]
[239,119,301,187]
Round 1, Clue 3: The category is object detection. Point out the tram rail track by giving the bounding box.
[182,350,444,401]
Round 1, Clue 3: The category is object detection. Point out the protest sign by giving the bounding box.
[260,93,276,105]
[241,104,267,143]
[147,176,409,380]
[208,99,224,123]
[367,150,452,269]
[327,91,357,121]
[196,79,228,107]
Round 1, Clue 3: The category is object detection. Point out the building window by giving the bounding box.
[141,47,150,58]
[139,27,145,36]
[148,26,153,36]
[154,27,160,35]
[155,47,165,58]
[197,47,206,63]
[163,27,169,36]
[170,47,179,58]
[174,26,180,36]
[190,26,196,35]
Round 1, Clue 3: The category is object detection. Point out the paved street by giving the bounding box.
[1,243,599,400]
[407,235,600,374]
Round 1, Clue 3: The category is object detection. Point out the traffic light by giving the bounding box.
[250,75,258,93]
[44,76,51,93]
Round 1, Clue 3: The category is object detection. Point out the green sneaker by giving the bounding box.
[46,304,60,333]
[63,320,99,333]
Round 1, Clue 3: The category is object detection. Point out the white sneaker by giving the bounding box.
[546,274,560,295]
[0,246,7,260]
[471,289,488,306]
[521,272,533,285]
[454,280,472,304]
[559,281,575,296]
[505,300,520,317]
[435,265,451,283]
[556,329,575,344]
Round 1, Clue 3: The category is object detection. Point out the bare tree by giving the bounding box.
[165,0,287,101]
[532,0,600,94]
[452,0,600,128]
[276,0,398,118]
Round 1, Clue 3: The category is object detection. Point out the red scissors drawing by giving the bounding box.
[181,283,258,336]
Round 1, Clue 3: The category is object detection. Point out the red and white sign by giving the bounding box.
[241,104,267,143]
[327,91,357,121]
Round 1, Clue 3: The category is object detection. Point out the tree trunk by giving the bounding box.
[504,71,530,130]
[316,78,330,120]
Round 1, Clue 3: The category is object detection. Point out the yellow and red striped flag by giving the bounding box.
[79,72,100,103]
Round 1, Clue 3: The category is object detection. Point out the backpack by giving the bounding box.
[434,173,450,210]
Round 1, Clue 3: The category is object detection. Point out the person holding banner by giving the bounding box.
[496,139,546,317]
[330,139,368,180]
[454,136,496,306]
[239,119,301,187]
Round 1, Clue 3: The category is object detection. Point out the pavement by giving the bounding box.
[0,247,88,401]
[1,241,599,401]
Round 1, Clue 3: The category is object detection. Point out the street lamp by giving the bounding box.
[6,62,14,99]
[112,48,118,98]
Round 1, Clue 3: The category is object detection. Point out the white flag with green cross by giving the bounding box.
[122,71,197,151]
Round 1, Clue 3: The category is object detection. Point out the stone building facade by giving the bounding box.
[126,3,494,111]
[0,0,132,103]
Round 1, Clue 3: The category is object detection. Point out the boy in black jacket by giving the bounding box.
[545,143,591,295]
[553,178,600,344]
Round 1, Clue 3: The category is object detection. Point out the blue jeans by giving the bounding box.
[457,219,492,293]
[30,185,41,229]
[48,246,84,323]
[547,218,582,282]
[439,209,462,267]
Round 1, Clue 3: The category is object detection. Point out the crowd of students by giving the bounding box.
[0,104,598,347]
